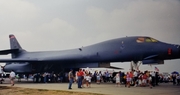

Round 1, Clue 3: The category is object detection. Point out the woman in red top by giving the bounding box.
[142,73,147,86]
[77,69,84,88]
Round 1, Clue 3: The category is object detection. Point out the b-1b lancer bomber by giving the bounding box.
[0,34,180,73]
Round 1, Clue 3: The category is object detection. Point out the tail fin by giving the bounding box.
[9,34,22,50]
[9,34,25,58]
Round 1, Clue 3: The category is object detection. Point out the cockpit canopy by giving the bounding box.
[136,37,158,43]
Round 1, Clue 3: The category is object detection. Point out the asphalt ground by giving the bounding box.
[1,79,180,95]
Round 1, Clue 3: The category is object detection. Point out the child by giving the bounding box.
[148,75,152,88]
[115,73,120,87]
[138,73,143,87]
[75,71,78,83]
[85,74,92,87]
[123,75,127,87]
[96,73,100,84]
[126,72,131,88]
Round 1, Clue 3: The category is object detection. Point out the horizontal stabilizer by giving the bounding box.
[0,58,38,62]
[0,49,19,55]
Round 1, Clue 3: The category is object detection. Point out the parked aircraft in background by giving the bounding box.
[0,34,179,73]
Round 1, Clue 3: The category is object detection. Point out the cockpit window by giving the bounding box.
[136,38,145,43]
[146,38,151,42]
[150,38,158,42]
[136,37,158,43]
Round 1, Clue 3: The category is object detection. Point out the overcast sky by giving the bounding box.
[0,0,180,73]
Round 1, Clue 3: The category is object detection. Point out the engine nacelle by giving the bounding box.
[142,60,164,65]
[3,62,32,73]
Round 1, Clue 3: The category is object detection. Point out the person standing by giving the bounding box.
[9,70,15,86]
[151,71,155,87]
[126,72,131,88]
[115,73,120,87]
[85,73,91,87]
[172,74,176,85]
[148,74,153,89]
[155,72,159,86]
[133,70,138,87]
[43,72,47,83]
[68,69,74,89]
[77,68,83,88]
[96,73,100,84]
[177,74,180,85]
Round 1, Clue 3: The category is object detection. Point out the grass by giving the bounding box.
[0,86,104,95]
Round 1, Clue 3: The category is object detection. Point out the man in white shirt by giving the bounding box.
[150,71,155,87]
[133,70,138,87]
[10,70,15,86]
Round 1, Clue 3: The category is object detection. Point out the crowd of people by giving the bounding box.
[1,68,180,89]
[67,69,180,89]
[116,70,160,88]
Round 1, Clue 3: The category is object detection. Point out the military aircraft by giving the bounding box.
[0,34,180,73]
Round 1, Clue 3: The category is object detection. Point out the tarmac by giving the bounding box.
[1,79,180,95]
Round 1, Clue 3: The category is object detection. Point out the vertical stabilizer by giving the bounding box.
[9,34,22,50]
[9,34,25,58]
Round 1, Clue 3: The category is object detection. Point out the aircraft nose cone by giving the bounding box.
[177,45,180,56]
[178,45,180,55]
